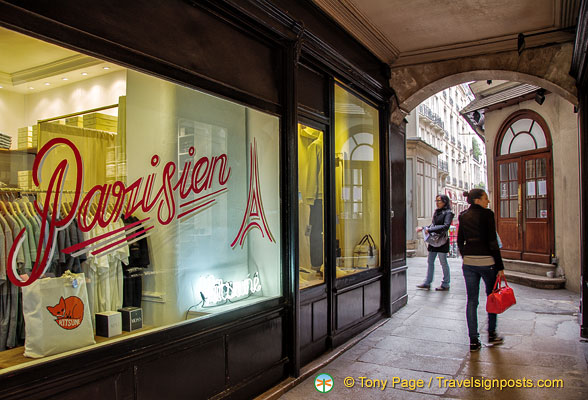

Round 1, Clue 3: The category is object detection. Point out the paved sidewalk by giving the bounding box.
[280,257,588,399]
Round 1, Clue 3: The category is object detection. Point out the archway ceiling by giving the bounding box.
[312,0,579,67]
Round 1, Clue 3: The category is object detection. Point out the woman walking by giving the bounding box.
[416,194,454,291]
[457,189,504,351]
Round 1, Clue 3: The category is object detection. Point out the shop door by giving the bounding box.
[496,154,553,263]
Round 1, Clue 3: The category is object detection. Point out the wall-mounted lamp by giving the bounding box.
[473,110,481,123]
[517,33,526,55]
[535,89,546,105]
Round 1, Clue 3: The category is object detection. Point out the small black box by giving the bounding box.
[118,307,143,331]
[95,311,122,337]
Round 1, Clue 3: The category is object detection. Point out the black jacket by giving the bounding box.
[457,204,504,270]
[425,208,454,253]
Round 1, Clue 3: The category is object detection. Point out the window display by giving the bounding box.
[298,124,324,289]
[0,27,281,369]
[334,84,381,277]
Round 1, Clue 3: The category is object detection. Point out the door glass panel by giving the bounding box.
[509,182,518,198]
[509,200,518,218]
[509,162,518,180]
[511,118,533,133]
[500,200,509,218]
[537,179,547,197]
[500,163,509,180]
[538,199,548,218]
[500,182,508,199]
[526,199,537,218]
[526,181,536,198]
[530,123,547,148]
[501,129,514,155]
[298,124,324,289]
[334,84,380,277]
[536,158,546,177]
[526,159,535,178]
[511,133,536,153]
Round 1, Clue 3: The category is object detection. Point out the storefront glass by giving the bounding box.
[298,124,324,289]
[0,27,281,369]
[334,84,380,277]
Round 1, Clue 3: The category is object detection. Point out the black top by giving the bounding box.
[426,208,454,253]
[457,204,504,270]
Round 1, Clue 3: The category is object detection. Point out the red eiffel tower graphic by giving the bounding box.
[230,139,275,249]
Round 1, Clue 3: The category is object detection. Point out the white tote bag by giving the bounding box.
[22,272,95,358]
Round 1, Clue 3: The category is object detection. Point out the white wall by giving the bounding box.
[24,70,126,125]
[0,90,25,148]
[0,71,125,149]
[484,94,581,292]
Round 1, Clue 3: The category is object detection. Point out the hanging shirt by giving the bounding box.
[304,134,323,205]
[6,214,27,274]
[16,213,36,270]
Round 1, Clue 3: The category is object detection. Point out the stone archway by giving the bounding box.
[389,42,577,124]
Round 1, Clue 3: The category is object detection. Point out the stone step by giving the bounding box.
[503,259,556,277]
[504,270,566,290]
[406,249,417,258]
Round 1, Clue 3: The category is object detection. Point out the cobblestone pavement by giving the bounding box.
[280,257,588,399]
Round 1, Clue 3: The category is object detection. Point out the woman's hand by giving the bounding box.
[497,270,505,277]
[416,227,422,233]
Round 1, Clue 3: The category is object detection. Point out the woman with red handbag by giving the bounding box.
[457,189,505,352]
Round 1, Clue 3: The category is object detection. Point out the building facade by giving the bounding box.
[0,1,408,399]
[462,81,580,292]
[406,84,487,256]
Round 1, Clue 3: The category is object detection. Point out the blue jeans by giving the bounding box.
[424,251,450,288]
[462,264,498,340]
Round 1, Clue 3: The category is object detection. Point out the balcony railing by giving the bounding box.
[418,104,444,130]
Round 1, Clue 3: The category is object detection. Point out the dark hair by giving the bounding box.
[435,194,451,210]
[463,189,486,205]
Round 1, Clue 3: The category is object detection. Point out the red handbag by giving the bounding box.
[486,275,516,314]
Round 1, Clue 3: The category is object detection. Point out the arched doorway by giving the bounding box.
[494,110,554,263]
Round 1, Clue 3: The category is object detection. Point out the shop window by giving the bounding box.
[0,27,281,370]
[334,84,380,277]
[298,124,324,289]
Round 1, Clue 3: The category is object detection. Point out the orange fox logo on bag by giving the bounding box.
[46,296,84,330]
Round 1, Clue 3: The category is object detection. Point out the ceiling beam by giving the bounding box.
[312,0,399,64]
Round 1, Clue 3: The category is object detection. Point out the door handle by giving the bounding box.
[517,183,523,237]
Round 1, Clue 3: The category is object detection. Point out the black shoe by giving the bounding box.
[488,332,504,345]
[435,286,450,291]
[470,339,481,352]
[416,283,430,289]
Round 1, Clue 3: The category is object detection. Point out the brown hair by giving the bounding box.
[463,189,486,205]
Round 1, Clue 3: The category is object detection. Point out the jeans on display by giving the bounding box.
[424,251,450,288]
[462,264,498,339]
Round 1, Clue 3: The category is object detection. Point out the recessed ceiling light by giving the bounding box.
[28,87,34,90]
[0,85,3,89]
[44,82,51,86]
[81,72,88,76]
[62,77,68,81]
[103,66,110,70]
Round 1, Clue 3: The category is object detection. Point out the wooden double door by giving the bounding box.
[496,152,553,263]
